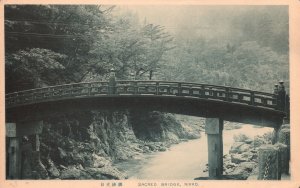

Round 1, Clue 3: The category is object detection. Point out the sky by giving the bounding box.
[113,5,288,41]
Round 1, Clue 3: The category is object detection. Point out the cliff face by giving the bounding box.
[19,110,201,179]
[130,111,201,142]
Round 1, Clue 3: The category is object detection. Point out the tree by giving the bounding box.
[5,5,112,91]
[88,11,174,81]
[6,48,66,92]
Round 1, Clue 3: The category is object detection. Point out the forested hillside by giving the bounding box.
[5,5,288,93]
[153,6,289,92]
[5,5,173,93]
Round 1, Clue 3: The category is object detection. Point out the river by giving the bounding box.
[114,124,272,179]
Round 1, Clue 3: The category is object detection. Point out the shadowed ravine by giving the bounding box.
[114,125,272,179]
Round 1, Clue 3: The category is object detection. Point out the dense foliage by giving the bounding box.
[156,6,289,92]
[5,5,289,93]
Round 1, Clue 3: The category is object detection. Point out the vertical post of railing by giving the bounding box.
[88,83,91,96]
[130,72,135,94]
[274,84,279,108]
[277,81,286,111]
[285,94,290,123]
[156,82,159,95]
[201,85,206,98]
[208,87,212,97]
[189,86,193,96]
[13,93,18,105]
[133,81,138,94]
[166,85,170,95]
[225,87,230,101]
[48,87,51,98]
[250,91,254,105]
[273,84,279,110]
[213,88,217,98]
[178,83,181,96]
[108,68,116,95]
[261,98,266,106]
[238,94,243,102]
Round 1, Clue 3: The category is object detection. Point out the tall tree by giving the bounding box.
[5,5,112,92]
[88,11,174,81]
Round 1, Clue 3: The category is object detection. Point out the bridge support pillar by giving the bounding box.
[205,118,223,179]
[272,127,280,144]
[272,120,283,144]
[258,145,281,180]
[6,123,21,179]
[6,121,43,179]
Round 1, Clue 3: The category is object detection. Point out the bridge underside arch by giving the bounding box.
[6,95,284,128]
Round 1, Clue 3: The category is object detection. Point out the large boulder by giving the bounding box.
[57,147,67,159]
[252,136,266,148]
[230,142,251,154]
[224,122,242,130]
[232,162,257,175]
[180,123,201,139]
[60,166,81,179]
[92,154,110,168]
[233,134,250,142]
[86,167,127,180]
[30,151,49,179]
[71,152,85,164]
[231,154,248,164]
[79,170,93,179]
[46,159,60,178]
[240,162,257,170]
[239,144,251,153]
[244,139,253,144]
[281,124,290,130]
[225,162,237,169]
[230,142,244,153]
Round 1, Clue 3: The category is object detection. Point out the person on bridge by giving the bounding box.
[273,84,279,95]
[108,68,117,94]
[277,81,286,111]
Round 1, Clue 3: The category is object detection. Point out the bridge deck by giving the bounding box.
[6,80,278,109]
[5,80,285,127]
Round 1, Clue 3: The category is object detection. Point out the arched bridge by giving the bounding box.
[5,79,289,180]
[6,80,287,127]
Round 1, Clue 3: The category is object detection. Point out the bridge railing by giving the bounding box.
[6,80,281,111]
[6,81,109,107]
[114,80,278,109]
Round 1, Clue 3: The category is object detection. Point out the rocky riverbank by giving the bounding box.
[203,124,290,180]
[224,121,243,130]
[19,111,286,180]
[20,111,202,179]
[223,132,273,179]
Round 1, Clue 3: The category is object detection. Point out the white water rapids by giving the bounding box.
[114,124,272,179]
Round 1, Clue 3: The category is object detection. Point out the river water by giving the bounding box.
[114,124,272,179]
